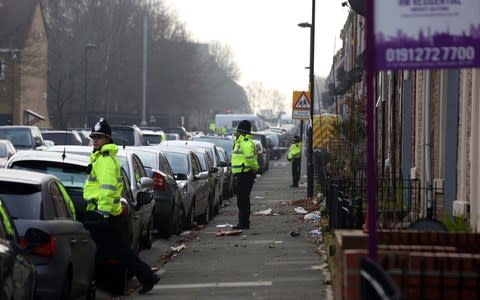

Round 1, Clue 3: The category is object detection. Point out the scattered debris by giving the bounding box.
[216,224,234,228]
[253,208,273,215]
[309,229,321,236]
[253,208,280,216]
[304,212,321,222]
[290,231,301,237]
[294,207,308,214]
[170,244,186,253]
[254,196,265,199]
[215,229,243,237]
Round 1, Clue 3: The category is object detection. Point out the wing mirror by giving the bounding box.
[210,166,218,173]
[136,191,153,206]
[218,161,228,167]
[174,173,188,181]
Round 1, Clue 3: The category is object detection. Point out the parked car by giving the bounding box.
[41,130,83,145]
[111,124,148,146]
[165,133,181,140]
[141,129,166,145]
[159,147,210,228]
[43,146,155,251]
[0,169,96,299]
[125,146,185,238]
[191,135,235,160]
[253,140,268,174]
[0,197,37,300]
[252,132,270,173]
[163,127,191,140]
[0,139,16,167]
[187,147,221,217]
[216,147,233,199]
[0,125,46,150]
[5,150,154,294]
[161,140,226,208]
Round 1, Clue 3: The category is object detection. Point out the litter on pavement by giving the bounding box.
[216,224,235,228]
[170,244,186,253]
[253,208,273,215]
[294,207,308,214]
[304,212,321,222]
[308,229,321,236]
[215,229,243,237]
[254,196,265,199]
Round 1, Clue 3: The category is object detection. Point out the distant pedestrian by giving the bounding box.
[231,120,259,229]
[287,135,302,187]
[83,117,159,294]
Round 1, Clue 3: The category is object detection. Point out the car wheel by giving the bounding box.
[59,269,72,300]
[199,203,210,225]
[85,274,96,300]
[141,214,154,249]
[173,205,185,235]
[185,199,196,229]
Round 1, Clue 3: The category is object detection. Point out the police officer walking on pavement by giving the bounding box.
[287,135,302,188]
[231,120,259,230]
[83,117,159,295]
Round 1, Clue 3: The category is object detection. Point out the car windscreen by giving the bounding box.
[194,151,207,170]
[0,128,33,148]
[10,161,88,188]
[0,144,6,157]
[42,132,82,145]
[112,128,135,146]
[192,137,234,159]
[0,182,42,219]
[144,134,162,144]
[130,150,156,168]
[163,152,188,175]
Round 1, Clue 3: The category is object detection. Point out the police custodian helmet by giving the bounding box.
[90,117,112,139]
[236,120,252,134]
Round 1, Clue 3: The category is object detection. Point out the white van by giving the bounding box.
[215,114,263,134]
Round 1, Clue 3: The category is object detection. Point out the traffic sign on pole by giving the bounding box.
[291,91,311,120]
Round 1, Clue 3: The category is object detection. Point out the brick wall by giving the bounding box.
[333,230,480,300]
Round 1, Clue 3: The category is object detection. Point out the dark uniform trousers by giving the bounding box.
[84,212,153,284]
[236,171,255,227]
[291,157,301,187]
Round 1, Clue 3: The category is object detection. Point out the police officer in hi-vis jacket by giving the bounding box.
[83,117,159,294]
[231,120,259,229]
[287,135,302,188]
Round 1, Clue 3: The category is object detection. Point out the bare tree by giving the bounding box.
[208,40,240,81]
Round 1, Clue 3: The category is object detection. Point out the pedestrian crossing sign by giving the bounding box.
[292,91,311,120]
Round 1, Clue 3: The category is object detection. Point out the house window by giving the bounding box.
[0,60,4,80]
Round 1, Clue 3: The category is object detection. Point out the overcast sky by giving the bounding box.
[163,0,349,105]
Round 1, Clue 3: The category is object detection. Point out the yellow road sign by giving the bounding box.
[292,91,311,120]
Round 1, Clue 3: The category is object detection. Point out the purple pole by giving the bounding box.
[365,0,377,260]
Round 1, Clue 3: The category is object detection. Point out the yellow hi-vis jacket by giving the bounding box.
[287,142,302,161]
[83,143,123,218]
[231,134,259,174]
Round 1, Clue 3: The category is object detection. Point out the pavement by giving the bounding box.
[98,154,332,299]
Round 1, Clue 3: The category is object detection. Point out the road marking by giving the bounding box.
[154,281,273,290]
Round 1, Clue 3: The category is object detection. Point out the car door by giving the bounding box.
[190,153,209,214]
[49,180,93,295]
[120,167,141,253]
[130,155,154,236]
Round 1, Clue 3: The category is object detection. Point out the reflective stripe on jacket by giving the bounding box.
[231,134,259,174]
[287,142,302,161]
[83,143,123,217]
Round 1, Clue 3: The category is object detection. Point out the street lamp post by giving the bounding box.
[84,43,97,128]
[298,0,316,198]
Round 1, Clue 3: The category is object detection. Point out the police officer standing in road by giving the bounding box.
[287,135,302,188]
[83,117,159,295]
[231,120,259,230]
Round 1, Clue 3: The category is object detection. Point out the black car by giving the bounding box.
[111,125,148,146]
[0,197,37,300]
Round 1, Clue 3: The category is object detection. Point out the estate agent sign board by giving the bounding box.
[375,0,480,70]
